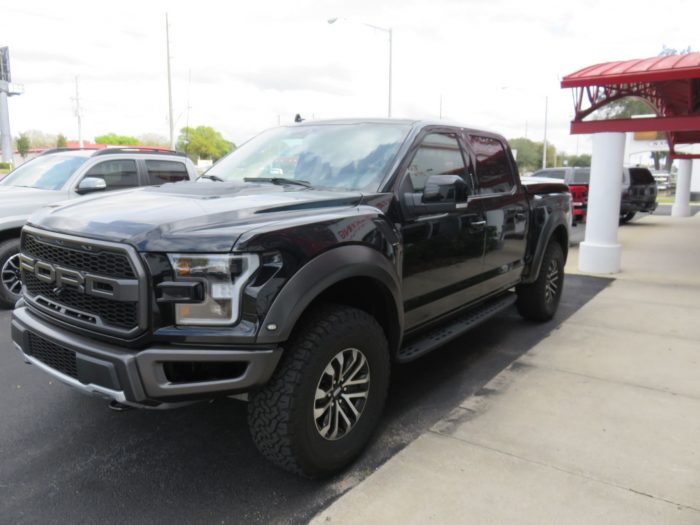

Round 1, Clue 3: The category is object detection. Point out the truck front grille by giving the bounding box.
[20,227,146,338]
[24,273,139,330]
[26,333,79,379]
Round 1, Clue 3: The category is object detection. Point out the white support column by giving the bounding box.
[579,132,626,274]
[672,159,693,217]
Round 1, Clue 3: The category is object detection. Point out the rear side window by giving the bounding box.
[572,168,590,184]
[83,160,138,191]
[629,168,655,185]
[146,160,189,184]
[469,135,514,194]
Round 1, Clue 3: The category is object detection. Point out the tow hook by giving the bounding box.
[108,400,133,412]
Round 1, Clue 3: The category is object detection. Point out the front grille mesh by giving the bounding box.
[23,234,135,279]
[24,273,138,329]
[21,231,142,335]
[26,333,78,379]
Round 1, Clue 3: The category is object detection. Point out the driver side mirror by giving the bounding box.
[76,177,107,194]
[422,175,467,203]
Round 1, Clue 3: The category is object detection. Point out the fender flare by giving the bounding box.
[256,245,403,348]
[523,212,569,284]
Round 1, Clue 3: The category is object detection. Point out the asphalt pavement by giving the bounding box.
[0,274,609,525]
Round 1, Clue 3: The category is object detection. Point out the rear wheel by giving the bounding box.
[620,211,636,224]
[0,238,22,309]
[516,242,564,322]
[248,304,390,478]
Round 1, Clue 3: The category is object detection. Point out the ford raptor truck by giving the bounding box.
[10,119,571,477]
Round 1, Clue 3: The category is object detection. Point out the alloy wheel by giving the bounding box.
[1,253,22,297]
[544,259,559,304]
[313,347,371,441]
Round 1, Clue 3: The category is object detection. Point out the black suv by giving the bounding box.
[11,120,571,477]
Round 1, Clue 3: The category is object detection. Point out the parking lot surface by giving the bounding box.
[0,275,608,525]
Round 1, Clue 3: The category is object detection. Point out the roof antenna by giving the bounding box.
[294,113,304,123]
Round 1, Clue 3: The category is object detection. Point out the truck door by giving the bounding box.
[398,130,487,330]
[467,134,528,291]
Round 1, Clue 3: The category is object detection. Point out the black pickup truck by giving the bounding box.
[11,119,571,477]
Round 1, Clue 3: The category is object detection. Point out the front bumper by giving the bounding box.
[11,306,283,408]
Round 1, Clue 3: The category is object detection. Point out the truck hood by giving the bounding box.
[0,186,69,218]
[28,181,365,252]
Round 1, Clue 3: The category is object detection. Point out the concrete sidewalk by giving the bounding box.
[311,214,700,524]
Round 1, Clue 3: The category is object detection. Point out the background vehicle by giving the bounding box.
[11,119,571,477]
[530,167,589,224]
[531,166,657,224]
[0,148,197,307]
[621,167,658,222]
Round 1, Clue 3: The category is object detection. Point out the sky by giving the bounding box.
[1,0,698,155]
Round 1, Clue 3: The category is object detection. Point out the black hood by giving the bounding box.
[28,181,364,252]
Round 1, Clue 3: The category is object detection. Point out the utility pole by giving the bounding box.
[165,13,175,149]
[439,94,442,119]
[74,76,83,148]
[542,96,548,169]
[0,47,23,164]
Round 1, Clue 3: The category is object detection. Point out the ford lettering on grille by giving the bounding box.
[19,255,139,302]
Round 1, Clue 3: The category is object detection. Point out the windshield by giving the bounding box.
[0,154,89,190]
[206,123,411,191]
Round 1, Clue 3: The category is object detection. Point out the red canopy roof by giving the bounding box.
[561,53,700,158]
[562,53,700,88]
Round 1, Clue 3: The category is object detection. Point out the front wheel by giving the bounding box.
[248,304,390,478]
[0,238,22,309]
[516,242,564,322]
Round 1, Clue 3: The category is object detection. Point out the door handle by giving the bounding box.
[470,220,486,228]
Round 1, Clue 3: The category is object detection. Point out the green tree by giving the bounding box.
[177,126,234,162]
[509,137,556,172]
[562,154,592,167]
[56,134,67,148]
[16,133,30,158]
[137,133,169,148]
[95,133,139,146]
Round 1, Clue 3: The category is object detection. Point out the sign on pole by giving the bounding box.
[0,47,10,82]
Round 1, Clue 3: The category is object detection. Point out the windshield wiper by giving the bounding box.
[244,177,312,188]
[198,174,225,182]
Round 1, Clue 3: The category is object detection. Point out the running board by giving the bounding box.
[397,293,517,363]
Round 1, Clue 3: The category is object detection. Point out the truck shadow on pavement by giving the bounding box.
[0,275,610,525]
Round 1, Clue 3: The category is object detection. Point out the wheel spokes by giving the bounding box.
[313,347,371,441]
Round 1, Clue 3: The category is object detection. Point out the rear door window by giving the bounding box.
[83,160,139,191]
[571,168,590,184]
[469,135,514,194]
[145,160,189,184]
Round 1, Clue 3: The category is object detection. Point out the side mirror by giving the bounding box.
[77,177,107,194]
[422,175,467,203]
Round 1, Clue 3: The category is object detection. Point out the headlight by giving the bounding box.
[167,253,260,326]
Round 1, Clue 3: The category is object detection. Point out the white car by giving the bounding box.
[0,148,197,307]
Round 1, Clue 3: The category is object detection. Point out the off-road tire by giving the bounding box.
[0,238,22,309]
[516,241,564,322]
[248,304,390,478]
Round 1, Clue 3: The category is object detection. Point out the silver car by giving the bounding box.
[0,148,197,307]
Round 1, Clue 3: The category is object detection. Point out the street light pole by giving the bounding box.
[165,13,175,150]
[328,17,393,118]
[387,27,392,118]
